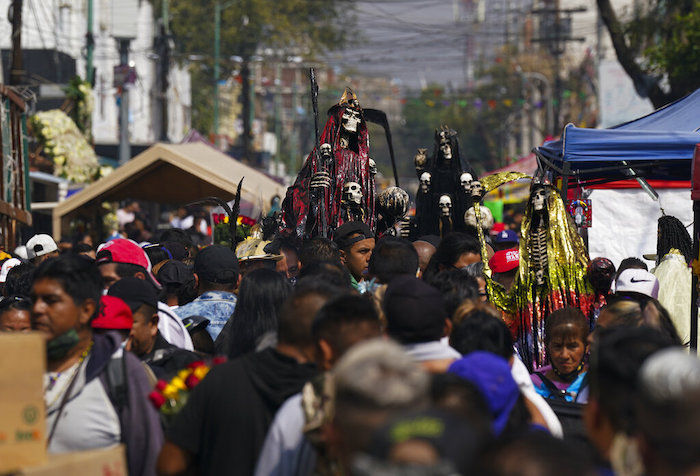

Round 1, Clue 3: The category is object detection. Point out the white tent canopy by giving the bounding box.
[52,142,286,239]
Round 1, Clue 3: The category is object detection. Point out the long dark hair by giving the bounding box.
[657,215,692,265]
[227,268,291,358]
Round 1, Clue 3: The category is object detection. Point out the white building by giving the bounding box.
[0,0,191,145]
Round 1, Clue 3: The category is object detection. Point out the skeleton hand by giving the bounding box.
[398,216,412,238]
[310,170,332,190]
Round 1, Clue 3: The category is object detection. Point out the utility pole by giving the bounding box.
[274,61,281,176]
[9,0,24,86]
[118,39,131,165]
[530,0,586,134]
[86,0,94,84]
[156,0,170,142]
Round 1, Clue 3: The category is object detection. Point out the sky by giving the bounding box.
[326,0,473,90]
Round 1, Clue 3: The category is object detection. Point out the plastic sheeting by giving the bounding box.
[587,188,692,267]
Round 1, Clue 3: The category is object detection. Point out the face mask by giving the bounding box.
[46,328,80,361]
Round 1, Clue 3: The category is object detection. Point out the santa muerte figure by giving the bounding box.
[414,126,477,238]
[475,175,594,371]
[280,88,375,239]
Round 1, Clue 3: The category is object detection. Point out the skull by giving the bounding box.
[535,269,545,286]
[320,143,332,160]
[368,158,377,176]
[533,187,547,211]
[343,181,363,205]
[419,172,431,194]
[440,138,452,160]
[438,194,452,217]
[460,173,473,193]
[470,180,483,199]
[341,109,361,133]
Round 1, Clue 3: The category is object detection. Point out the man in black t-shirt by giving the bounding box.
[157,279,341,476]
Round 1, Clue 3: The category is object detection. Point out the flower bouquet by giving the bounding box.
[148,357,226,424]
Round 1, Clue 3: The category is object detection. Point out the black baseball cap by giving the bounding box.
[194,245,240,284]
[383,275,448,344]
[156,260,194,286]
[108,276,159,313]
[333,221,374,249]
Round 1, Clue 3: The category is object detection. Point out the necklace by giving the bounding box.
[45,340,93,408]
[552,359,584,383]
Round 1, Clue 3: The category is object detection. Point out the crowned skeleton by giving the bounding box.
[280,89,375,239]
[413,126,478,238]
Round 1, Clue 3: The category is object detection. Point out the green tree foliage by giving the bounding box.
[597,0,700,108]
[396,61,523,176]
[159,0,356,135]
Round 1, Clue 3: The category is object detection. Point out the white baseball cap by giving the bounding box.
[0,258,21,283]
[26,234,58,260]
[615,268,660,299]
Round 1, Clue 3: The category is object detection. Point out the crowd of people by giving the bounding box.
[1,205,698,476]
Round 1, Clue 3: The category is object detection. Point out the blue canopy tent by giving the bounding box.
[535,88,700,351]
[535,88,700,187]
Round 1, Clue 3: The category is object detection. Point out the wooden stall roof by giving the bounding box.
[52,142,286,238]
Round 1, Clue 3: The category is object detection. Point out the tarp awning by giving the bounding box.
[52,142,286,238]
[536,88,700,183]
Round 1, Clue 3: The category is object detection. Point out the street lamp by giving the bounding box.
[214,0,237,139]
[520,71,553,137]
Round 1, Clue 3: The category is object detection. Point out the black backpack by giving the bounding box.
[534,371,588,443]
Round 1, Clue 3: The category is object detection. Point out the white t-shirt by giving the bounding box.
[44,355,121,453]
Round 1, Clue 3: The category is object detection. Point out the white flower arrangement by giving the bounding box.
[30,109,99,184]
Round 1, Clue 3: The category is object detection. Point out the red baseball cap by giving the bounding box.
[92,295,133,330]
[96,238,161,288]
[489,249,520,273]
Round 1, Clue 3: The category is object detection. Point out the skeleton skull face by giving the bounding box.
[438,194,452,217]
[341,109,361,133]
[368,158,377,176]
[533,187,547,211]
[320,143,332,160]
[460,173,473,193]
[343,181,363,205]
[470,180,483,198]
[440,139,452,160]
[419,172,431,193]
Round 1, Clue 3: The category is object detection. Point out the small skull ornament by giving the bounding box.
[460,173,473,193]
[438,194,453,217]
[320,143,332,160]
[341,109,361,133]
[419,172,431,194]
[343,182,363,205]
[368,158,377,176]
[533,187,547,211]
[470,180,484,199]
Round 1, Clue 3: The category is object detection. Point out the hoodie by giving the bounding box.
[166,347,317,476]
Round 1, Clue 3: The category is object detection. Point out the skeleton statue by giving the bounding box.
[438,194,454,237]
[530,186,549,286]
[470,180,484,201]
[438,194,452,217]
[340,181,365,222]
[439,133,453,160]
[419,172,432,194]
[460,173,473,194]
[339,109,361,149]
[368,158,377,177]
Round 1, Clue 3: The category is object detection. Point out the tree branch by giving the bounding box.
[596,0,669,108]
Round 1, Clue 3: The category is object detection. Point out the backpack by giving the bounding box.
[534,371,588,443]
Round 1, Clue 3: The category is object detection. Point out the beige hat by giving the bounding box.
[235,237,283,262]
